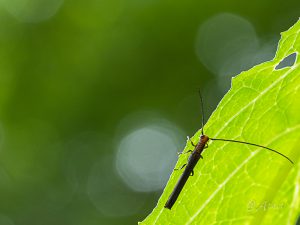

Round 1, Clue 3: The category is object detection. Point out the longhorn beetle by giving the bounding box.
[164,91,293,210]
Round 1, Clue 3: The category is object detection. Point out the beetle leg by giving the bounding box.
[174,163,186,171]
[177,150,192,155]
[190,170,194,176]
[187,136,196,146]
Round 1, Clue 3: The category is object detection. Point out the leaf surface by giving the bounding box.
[140,19,300,225]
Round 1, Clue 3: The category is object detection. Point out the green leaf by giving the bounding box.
[140,20,300,225]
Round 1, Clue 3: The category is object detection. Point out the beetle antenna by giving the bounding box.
[198,90,205,135]
[210,138,293,164]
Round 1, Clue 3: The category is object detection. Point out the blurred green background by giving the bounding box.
[0,0,299,224]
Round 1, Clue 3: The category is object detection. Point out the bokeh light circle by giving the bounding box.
[115,119,183,192]
[195,13,259,90]
[195,13,258,74]
[195,13,278,92]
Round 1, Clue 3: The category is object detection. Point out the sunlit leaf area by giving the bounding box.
[0,1,299,225]
[141,20,300,225]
